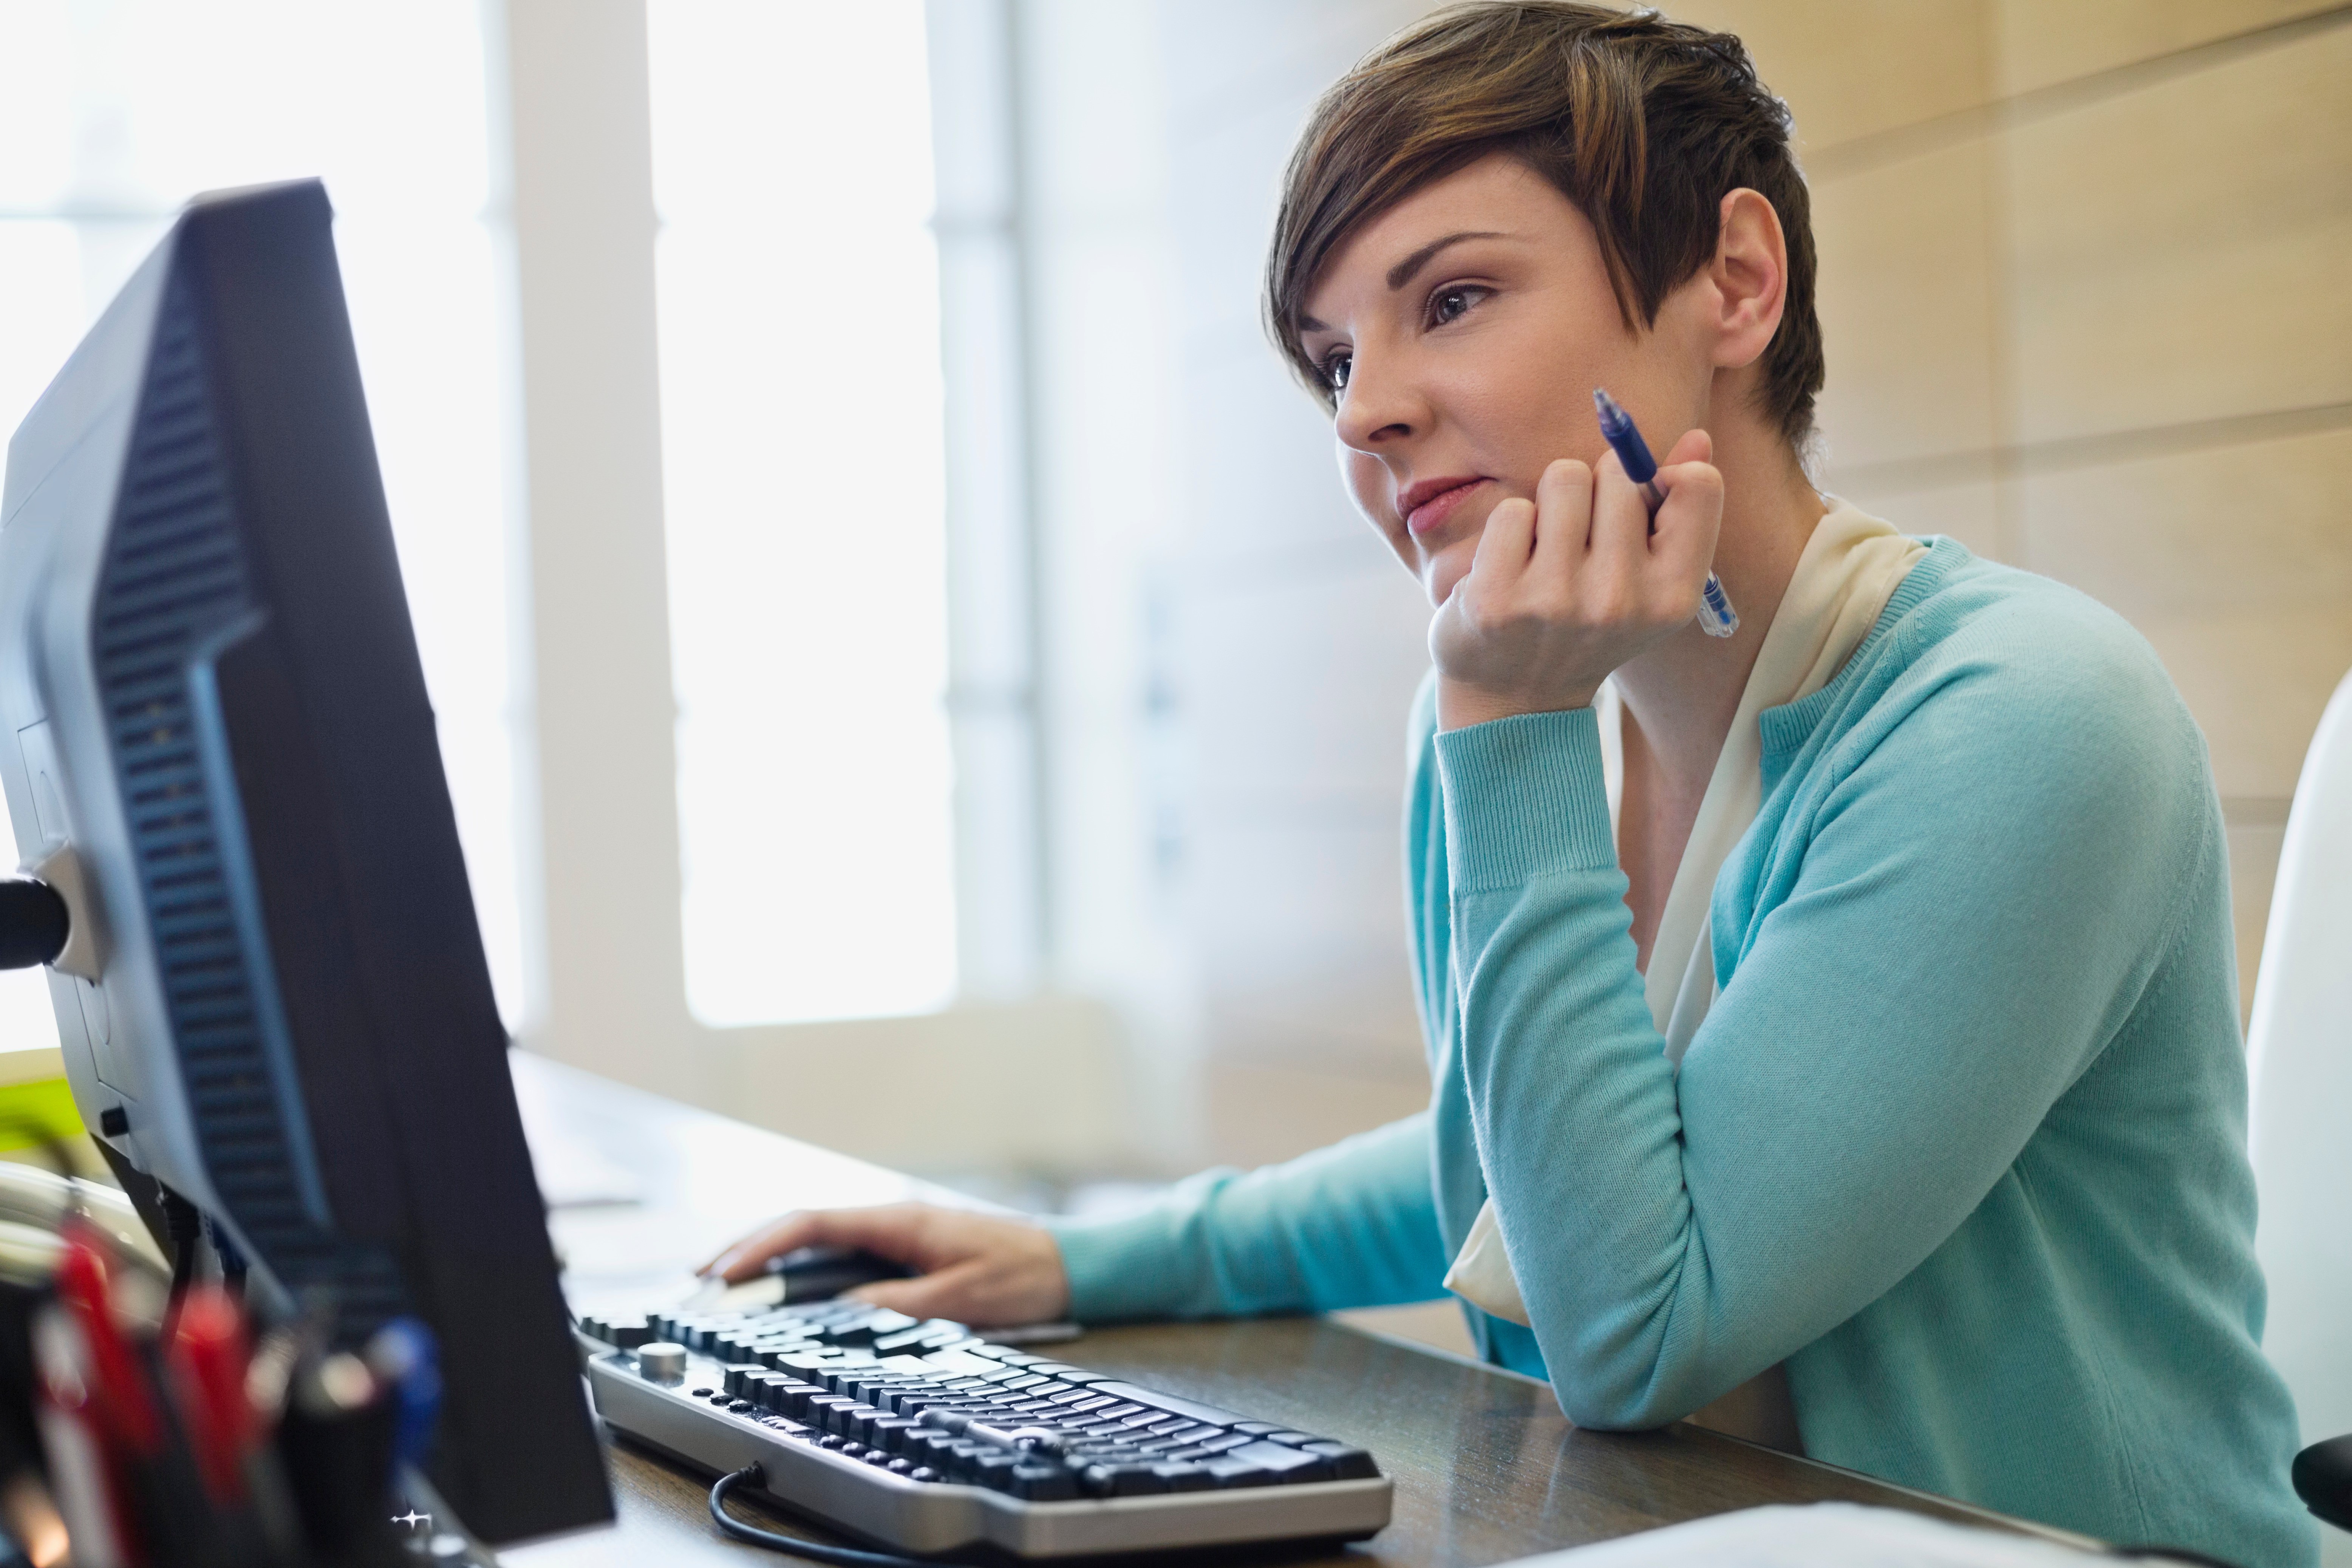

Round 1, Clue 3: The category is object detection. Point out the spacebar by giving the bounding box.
[1083,1382,1250,1430]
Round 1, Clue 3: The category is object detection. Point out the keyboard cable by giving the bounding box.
[710,1466,934,1566]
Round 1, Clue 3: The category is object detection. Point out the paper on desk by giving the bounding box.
[1502,1504,2105,1566]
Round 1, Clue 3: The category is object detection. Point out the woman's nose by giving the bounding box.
[1333,357,1418,454]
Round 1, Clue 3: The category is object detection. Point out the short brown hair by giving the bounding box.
[1266,2,1824,449]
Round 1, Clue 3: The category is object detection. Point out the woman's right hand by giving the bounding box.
[698,1203,1073,1328]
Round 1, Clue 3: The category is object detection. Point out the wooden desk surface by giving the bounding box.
[498,1052,2055,1566]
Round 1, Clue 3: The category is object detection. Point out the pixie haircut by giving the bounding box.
[1267,2,1825,449]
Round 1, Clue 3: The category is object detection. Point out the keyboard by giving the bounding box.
[575,1298,1393,1557]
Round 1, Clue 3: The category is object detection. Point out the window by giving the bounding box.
[0,0,524,1050]
[647,0,959,1026]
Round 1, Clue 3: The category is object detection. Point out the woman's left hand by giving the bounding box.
[1431,429,1723,730]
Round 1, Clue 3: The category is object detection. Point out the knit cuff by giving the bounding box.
[1045,1209,1183,1324]
[1433,707,1616,891]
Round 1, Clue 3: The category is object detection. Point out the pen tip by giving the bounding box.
[1592,386,1623,423]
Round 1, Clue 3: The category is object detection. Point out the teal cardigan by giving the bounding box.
[1052,541,2313,1565]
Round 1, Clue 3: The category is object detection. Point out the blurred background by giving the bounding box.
[1,0,2345,1339]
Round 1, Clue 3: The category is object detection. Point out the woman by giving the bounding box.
[707,6,2312,1560]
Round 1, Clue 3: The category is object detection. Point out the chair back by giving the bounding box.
[2248,666,2352,1468]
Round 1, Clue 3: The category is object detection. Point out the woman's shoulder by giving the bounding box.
[1857,538,2214,814]
[1897,539,2163,675]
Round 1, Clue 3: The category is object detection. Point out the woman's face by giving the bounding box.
[1298,153,1708,608]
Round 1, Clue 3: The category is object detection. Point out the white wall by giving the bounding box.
[1146,0,1439,1167]
[489,0,1138,1181]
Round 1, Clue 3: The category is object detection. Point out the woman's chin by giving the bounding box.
[1426,561,1468,608]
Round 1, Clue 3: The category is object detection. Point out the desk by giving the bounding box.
[499,1052,2067,1566]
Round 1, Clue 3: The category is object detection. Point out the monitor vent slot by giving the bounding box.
[90,269,404,1332]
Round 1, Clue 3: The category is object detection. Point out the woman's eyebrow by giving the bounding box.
[1295,229,1511,335]
[1385,230,1507,291]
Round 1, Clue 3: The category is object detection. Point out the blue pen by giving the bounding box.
[1592,388,1738,638]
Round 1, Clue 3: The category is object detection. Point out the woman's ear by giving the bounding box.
[1707,188,1788,371]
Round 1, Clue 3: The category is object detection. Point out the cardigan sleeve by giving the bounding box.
[1432,629,2213,1429]
[1049,1112,1452,1322]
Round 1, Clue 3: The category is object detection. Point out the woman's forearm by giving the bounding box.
[1049,1112,1452,1322]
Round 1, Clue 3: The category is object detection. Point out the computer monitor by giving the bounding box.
[0,179,610,1545]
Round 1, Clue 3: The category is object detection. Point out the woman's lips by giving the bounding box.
[1405,478,1485,536]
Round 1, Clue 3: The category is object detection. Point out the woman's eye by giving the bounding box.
[1429,286,1485,327]
[1324,352,1352,392]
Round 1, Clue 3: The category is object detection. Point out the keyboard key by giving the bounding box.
[1066,1444,1147,1464]
[1095,1403,1147,1420]
[1082,1382,1251,1431]
[908,1467,941,1483]
[868,1416,920,1452]
[1142,1417,1195,1436]
[1265,1430,1323,1447]
[1228,1441,1334,1482]
[968,1452,1022,1488]
[1303,1441,1381,1480]
[1082,1463,1169,1497]
[1010,1463,1079,1501]
[1152,1462,1214,1492]
[1200,1456,1277,1488]
[1232,1421,1284,1435]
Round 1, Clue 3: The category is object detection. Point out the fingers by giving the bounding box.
[1661,427,1714,468]
[1528,458,1593,578]
[1648,433,1724,617]
[847,1258,995,1324]
[1466,492,1538,595]
[700,1211,818,1282]
[1585,448,1650,583]
[840,1222,1072,1327]
[701,1203,928,1283]
[844,1270,961,1321]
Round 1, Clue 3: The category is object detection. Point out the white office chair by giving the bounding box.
[2248,664,2352,1556]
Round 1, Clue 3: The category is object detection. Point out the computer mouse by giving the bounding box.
[760,1244,914,1302]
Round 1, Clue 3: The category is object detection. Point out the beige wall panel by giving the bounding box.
[2226,820,2287,1031]
[1835,478,2003,560]
[1993,0,2344,96]
[2003,27,2352,443]
[2125,612,2352,799]
[2017,427,2352,797]
[1670,0,1993,152]
[1204,1059,1430,1171]
[2018,427,2352,618]
[1810,139,2001,470]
